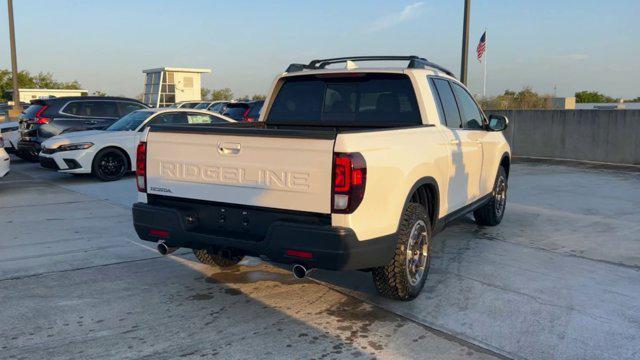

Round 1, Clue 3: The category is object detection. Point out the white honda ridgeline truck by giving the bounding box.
[132,56,511,300]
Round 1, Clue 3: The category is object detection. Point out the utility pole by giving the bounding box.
[7,0,22,119]
[460,0,471,85]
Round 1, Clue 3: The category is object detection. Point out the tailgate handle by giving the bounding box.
[217,142,241,155]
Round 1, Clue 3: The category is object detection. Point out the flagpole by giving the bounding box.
[483,28,487,98]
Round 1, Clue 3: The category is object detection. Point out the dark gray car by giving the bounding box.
[18,97,147,161]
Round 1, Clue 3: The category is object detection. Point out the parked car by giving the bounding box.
[209,101,229,114]
[18,97,148,162]
[0,102,29,115]
[168,101,203,109]
[39,109,233,181]
[131,56,511,301]
[0,134,9,177]
[222,100,264,122]
[0,121,19,154]
[194,101,229,113]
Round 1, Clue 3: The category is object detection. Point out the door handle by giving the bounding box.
[217,142,241,156]
[84,120,97,125]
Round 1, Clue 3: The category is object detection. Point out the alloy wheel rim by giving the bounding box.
[100,154,125,178]
[406,220,428,286]
[495,177,507,217]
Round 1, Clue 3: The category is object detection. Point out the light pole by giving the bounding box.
[460,0,471,85]
[7,0,22,119]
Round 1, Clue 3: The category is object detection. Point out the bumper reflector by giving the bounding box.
[285,249,313,259]
[149,229,169,238]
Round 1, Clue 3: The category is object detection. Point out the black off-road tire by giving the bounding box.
[372,203,431,301]
[193,248,244,268]
[474,166,508,226]
[92,148,128,181]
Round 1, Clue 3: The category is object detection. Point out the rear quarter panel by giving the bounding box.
[480,132,511,194]
[332,126,451,241]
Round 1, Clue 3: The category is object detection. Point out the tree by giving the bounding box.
[0,69,82,101]
[251,94,266,101]
[201,88,211,101]
[210,88,234,101]
[575,91,617,103]
[478,87,552,110]
[625,97,640,102]
[92,90,107,97]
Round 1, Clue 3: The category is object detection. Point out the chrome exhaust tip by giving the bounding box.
[292,264,310,279]
[157,241,178,256]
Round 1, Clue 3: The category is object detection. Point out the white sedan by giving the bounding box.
[0,121,19,154]
[0,134,10,177]
[39,108,234,181]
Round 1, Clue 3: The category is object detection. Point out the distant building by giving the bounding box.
[575,100,640,110]
[142,67,211,107]
[551,97,576,110]
[6,88,88,102]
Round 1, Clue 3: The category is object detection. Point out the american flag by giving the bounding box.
[477,31,486,62]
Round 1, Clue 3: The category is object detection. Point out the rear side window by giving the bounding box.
[451,83,484,130]
[210,103,225,112]
[267,73,421,127]
[118,102,146,116]
[223,104,250,119]
[149,112,187,125]
[186,113,229,124]
[431,78,462,128]
[63,101,119,118]
[248,102,264,118]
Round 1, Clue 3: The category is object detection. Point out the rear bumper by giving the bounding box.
[132,201,396,271]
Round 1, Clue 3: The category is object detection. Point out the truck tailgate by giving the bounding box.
[145,128,335,214]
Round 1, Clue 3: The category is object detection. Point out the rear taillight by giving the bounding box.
[136,142,147,192]
[242,108,252,122]
[35,105,50,124]
[332,152,366,214]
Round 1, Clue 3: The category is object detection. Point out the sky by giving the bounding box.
[0,0,638,99]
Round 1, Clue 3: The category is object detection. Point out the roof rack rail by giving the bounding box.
[285,56,455,77]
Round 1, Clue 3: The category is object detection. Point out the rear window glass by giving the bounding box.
[23,104,44,118]
[63,101,119,118]
[194,102,210,109]
[248,102,264,117]
[267,73,420,126]
[223,104,249,119]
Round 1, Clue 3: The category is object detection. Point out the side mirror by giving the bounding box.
[487,114,508,131]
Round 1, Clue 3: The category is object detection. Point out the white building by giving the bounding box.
[142,67,211,107]
[9,88,88,101]
[575,101,640,110]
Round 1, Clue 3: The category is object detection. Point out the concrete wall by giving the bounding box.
[489,110,640,166]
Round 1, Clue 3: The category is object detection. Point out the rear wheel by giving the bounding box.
[92,148,128,181]
[474,166,508,226]
[193,248,244,268]
[372,203,431,301]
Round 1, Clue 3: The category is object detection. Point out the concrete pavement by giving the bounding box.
[0,158,500,360]
[1,158,639,359]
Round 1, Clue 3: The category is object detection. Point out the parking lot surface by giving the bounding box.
[1,158,639,360]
